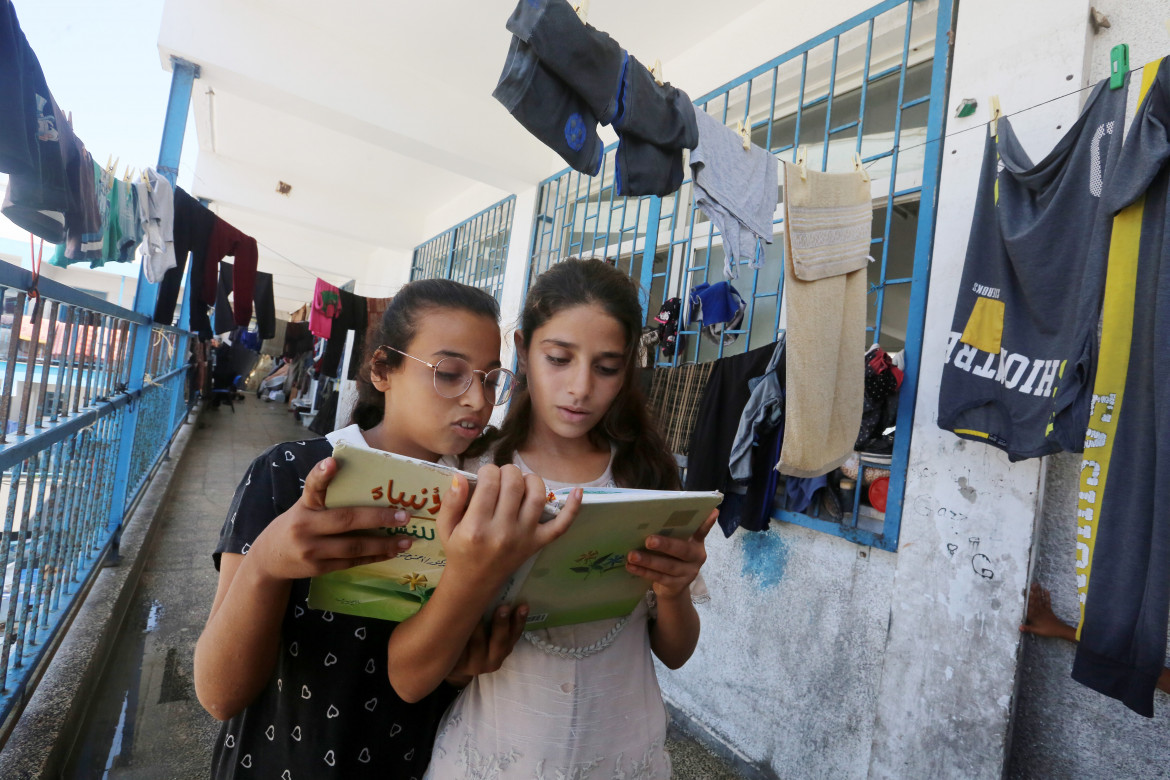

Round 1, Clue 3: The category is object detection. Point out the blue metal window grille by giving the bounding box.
[527,0,953,552]
[0,260,193,734]
[410,196,517,302]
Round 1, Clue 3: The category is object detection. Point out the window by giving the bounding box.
[526,0,954,552]
[411,195,516,302]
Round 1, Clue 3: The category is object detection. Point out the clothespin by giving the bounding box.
[1109,43,1129,90]
[734,120,751,151]
[123,164,134,183]
[573,0,589,23]
[651,58,664,87]
[853,152,870,184]
[988,95,1002,138]
[795,146,808,180]
[141,169,153,192]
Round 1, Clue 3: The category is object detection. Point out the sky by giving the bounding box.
[0,0,198,276]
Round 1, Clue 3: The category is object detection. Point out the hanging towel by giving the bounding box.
[645,360,716,456]
[689,106,778,279]
[775,161,869,478]
[310,278,342,339]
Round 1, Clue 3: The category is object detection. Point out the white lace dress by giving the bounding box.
[425,451,703,780]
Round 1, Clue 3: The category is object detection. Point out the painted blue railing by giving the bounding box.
[410,195,517,302]
[528,0,954,552]
[0,259,194,730]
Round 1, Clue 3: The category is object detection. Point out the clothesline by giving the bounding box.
[864,62,1153,170]
[177,160,398,293]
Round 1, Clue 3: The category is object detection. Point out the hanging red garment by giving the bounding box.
[310,278,342,338]
[204,217,259,326]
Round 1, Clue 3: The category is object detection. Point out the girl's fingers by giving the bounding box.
[313,532,412,563]
[436,472,476,541]
[535,488,581,546]
[693,509,719,542]
[490,464,528,525]
[518,472,550,526]
[627,548,690,578]
[301,457,339,511]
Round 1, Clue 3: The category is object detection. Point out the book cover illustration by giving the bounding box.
[307,441,475,623]
[498,488,719,629]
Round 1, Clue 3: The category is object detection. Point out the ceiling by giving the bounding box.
[157,0,770,313]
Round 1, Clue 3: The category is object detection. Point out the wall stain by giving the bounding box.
[956,476,978,503]
[741,531,789,590]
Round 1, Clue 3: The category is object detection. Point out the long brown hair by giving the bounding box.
[467,258,678,490]
[351,279,500,430]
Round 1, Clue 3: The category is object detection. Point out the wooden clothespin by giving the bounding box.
[853,152,870,184]
[123,164,134,183]
[573,0,589,23]
[988,95,1002,138]
[795,145,808,180]
[1109,43,1129,90]
[141,169,153,192]
[651,58,665,87]
[734,120,751,151]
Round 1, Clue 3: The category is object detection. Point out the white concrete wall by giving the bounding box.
[1007,3,1170,776]
[654,1,1130,778]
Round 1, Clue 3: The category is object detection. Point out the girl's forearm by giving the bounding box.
[648,593,701,669]
[194,555,292,720]
[386,572,499,703]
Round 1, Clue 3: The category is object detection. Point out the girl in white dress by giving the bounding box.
[422,257,719,779]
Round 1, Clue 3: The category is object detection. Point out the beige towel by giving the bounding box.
[776,162,870,477]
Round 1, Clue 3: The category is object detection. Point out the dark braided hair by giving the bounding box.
[351,279,500,430]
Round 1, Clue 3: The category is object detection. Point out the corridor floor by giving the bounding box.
[62,398,744,779]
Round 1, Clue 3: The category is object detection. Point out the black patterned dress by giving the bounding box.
[211,438,457,779]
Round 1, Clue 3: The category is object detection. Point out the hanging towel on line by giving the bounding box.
[775,161,869,478]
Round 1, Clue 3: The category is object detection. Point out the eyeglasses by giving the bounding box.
[378,345,515,406]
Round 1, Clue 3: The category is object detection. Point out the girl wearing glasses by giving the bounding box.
[196,279,578,779]
[417,258,719,779]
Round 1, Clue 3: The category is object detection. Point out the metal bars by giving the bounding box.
[0,258,190,732]
[525,0,954,552]
[410,195,517,302]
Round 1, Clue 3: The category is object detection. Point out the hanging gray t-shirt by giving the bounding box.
[937,77,1128,460]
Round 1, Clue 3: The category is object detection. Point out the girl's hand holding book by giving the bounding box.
[437,463,582,590]
[626,508,720,601]
[250,456,416,582]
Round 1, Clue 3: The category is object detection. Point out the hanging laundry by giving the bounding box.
[288,302,310,324]
[1072,58,1170,719]
[100,174,142,265]
[612,54,698,197]
[156,186,216,333]
[689,107,778,279]
[686,281,746,345]
[683,341,777,535]
[0,3,69,243]
[644,360,716,456]
[0,0,38,177]
[855,344,903,455]
[205,218,259,327]
[50,137,104,267]
[937,76,1128,460]
[496,0,624,174]
[137,168,176,284]
[252,271,276,340]
[729,337,786,482]
[319,289,366,379]
[496,0,697,195]
[349,296,392,381]
[775,161,870,478]
[309,278,342,339]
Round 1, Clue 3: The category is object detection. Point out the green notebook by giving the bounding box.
[307,440,721,628]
